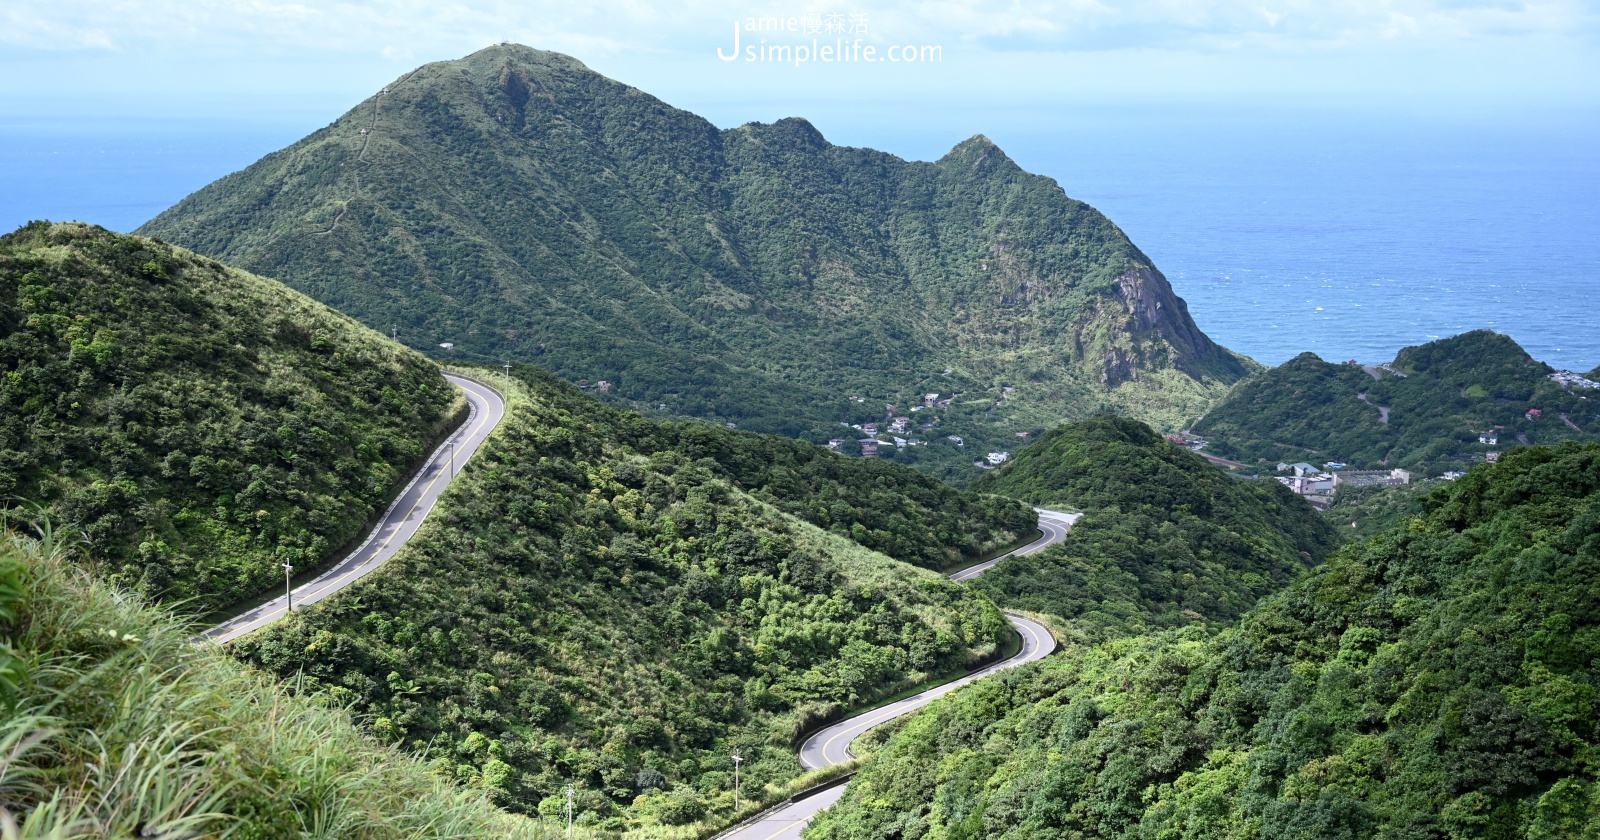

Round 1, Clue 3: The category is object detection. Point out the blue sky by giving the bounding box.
[4,0,1598,138]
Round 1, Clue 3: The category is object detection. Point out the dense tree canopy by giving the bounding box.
[971,415,1341,640]
[233,364,1028,832]
[1195,331,1600,474]
[0,222,454,611]
[810,442,1600,840]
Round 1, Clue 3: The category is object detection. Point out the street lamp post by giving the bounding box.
[282,561,294,612]
[564,784,575,838]
[731,752,744,811]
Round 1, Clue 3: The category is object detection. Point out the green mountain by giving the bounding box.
[809,441,1600,840]
[139,44,1248,476]
[0,222,456,611]
[971,415,1340,640]
[0,527,568,839]
[231,363,1032,831]
[1194,330,1600,474]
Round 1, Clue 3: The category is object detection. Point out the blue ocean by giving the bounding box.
[3,108,1596,371]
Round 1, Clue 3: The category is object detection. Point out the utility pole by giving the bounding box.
[282,561,294,612]
[390,324,397,341]
[564,784,575,838]
[731,752,744,811]
[502,361,512,382]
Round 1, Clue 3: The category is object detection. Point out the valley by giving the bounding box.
[2,43,1595,840]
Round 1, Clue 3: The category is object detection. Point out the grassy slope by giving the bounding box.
[970,415,1342,641]
[0,526,575,840]
[809,442,1600,840]
[0,222,455,612]
[1195,330,1600,474]
[139,45,1247,478]
[231,365,1020,833]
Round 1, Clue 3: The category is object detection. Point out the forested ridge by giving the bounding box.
[0,222,455,612]
[810,441,1600,840]
[1195,330,1600,474]
[970,415,1341,640]
[232,363,1032,833]
[140,44,1249,477]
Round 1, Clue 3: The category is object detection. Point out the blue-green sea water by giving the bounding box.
[3,109,1596,370]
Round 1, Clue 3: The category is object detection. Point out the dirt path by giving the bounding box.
[1561,413,1583,432]
[316,69,422,236]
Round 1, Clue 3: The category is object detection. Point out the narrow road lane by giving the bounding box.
[720,507,1080,840]
[205,373,505,644]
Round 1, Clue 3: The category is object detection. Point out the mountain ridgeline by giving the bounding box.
[140,44,1248,474]
[0,222,456,612]
[1194,330,1600,474]
[972,415,1341,640]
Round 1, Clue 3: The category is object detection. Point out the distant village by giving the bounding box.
[1166,366,1600,510]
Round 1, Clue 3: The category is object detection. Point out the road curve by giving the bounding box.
[205,373,506,644]
[720,507,1080,840]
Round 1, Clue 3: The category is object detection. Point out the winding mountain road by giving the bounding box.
[202,378,1076,839]
[721,507,1081,840]
[205,373,505,644]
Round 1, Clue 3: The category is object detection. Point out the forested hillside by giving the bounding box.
[0,525,572,839]
[970,415,1341,640]
[1195,330,1600,474]
[0,222,455,611]
[140,44,1249,475]
[232,364,1031,832]
[810,442,1600,840]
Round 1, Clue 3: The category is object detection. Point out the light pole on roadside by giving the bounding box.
[564,784,575,838]
[731,752,744,811]
[282,561,294,612]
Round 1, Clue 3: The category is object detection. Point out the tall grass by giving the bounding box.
[0,524,584,839]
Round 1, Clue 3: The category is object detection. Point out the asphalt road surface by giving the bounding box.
[204,373,506,645]
[720,507,1080,840]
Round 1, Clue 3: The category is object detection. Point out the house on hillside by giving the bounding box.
[827,439,845,450]
[1526,409,1543,420]
[1486,451,1501,463]
[1333,469,1412,489]
[859,439,879,458]
[1479,433,1498,445]
[986,451,1010,465]
[947,435,965,446]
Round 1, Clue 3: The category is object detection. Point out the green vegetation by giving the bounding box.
[1323,481,1436,542]
[970,415,1341,640]
[0,522,572,839]
[139,44,1248,479]
[809,442,1600,839]
[1195,330,1600,475]
[0,222,455,612]
[232,364,1027,832]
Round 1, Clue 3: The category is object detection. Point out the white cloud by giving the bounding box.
[3,0,1593,56]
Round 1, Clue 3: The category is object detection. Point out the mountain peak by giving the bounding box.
[140,46,1245,455]
[940,134,1008,166]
